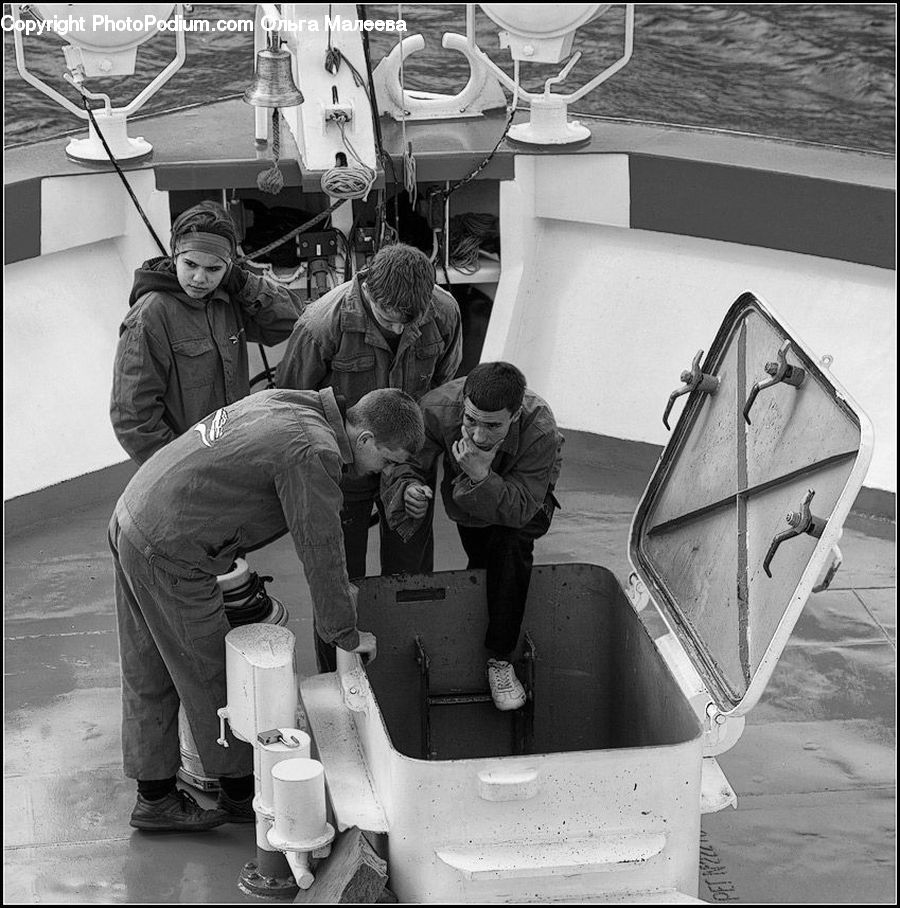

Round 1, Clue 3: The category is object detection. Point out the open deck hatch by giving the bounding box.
[358,565,701,761]
[357,292,872,760]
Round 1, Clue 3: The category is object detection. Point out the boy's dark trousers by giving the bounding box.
[456,496,554,658]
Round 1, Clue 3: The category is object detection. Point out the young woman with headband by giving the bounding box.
[111,201,303,464]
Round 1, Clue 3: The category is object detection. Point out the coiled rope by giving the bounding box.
[320,116,376,201]
[448,213,499,273]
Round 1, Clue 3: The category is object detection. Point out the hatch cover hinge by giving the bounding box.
[702,703,745,757]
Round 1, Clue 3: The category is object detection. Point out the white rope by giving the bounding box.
[257,109,285,194]
[320,117,377,200]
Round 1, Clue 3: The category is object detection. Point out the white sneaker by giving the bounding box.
[486,659,526,711]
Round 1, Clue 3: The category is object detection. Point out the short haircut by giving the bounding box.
[170,201,238,257]
[463,362,527,413]
[347,389,425,454]
[365,243,435,321]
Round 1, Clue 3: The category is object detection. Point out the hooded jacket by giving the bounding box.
[111,257,302,465]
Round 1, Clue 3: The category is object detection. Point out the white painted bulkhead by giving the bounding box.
[4,170,169,499]
[484,154,896,492]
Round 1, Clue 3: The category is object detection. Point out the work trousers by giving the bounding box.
[456,499,554,659]
[108,509,253,781]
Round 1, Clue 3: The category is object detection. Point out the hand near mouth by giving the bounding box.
[452,425,502,482]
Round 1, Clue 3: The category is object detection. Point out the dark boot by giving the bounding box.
[130,789,228,832]
[216,790,256,823]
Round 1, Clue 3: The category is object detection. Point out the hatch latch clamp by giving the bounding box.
[662,349,720,430]
[743,340,807,425]
[763,488,826,578]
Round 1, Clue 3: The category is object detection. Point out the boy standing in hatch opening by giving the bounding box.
[384,362,564,710]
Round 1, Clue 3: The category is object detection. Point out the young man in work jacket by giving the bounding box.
[108,386,423,832]
[277,244,462,643]
[111,201,302,465]
[383,362,564,712]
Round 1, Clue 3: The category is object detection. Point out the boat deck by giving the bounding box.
[4,432,895,904]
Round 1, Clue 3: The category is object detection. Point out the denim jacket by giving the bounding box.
[275,273,462,406]
[383,378,564,537]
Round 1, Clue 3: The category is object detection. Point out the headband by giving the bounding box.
[173,231,234,263]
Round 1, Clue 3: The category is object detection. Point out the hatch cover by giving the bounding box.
[630,292,873,716]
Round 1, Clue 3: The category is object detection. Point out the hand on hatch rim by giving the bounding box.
[351,630,377,664]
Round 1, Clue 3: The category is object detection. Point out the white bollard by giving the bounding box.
[218,624,297,744]
[271,758,328,842]
[256,729,311,817]
[266,757,335,890]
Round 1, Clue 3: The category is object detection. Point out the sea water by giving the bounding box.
[2,3,895,152]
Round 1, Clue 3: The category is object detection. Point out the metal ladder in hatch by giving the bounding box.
[414,633,537,760]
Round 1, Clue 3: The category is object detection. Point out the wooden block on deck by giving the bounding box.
[294,827,388,903]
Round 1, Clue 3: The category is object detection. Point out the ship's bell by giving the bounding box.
[243,46,304,108]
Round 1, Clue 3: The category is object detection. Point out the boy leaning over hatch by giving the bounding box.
[108,387,423,831]
[111,200,303,465]
[383,362,564,710]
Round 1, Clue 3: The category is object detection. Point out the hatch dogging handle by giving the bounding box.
[763,489,826,578]
[662,349,720,430]
[743,340,806,425]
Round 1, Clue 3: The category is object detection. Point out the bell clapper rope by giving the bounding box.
[247,28,303,195]
[256,29,285,194]
[258,107,286,194]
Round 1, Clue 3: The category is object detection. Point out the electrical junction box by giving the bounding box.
[297,230,339,260]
